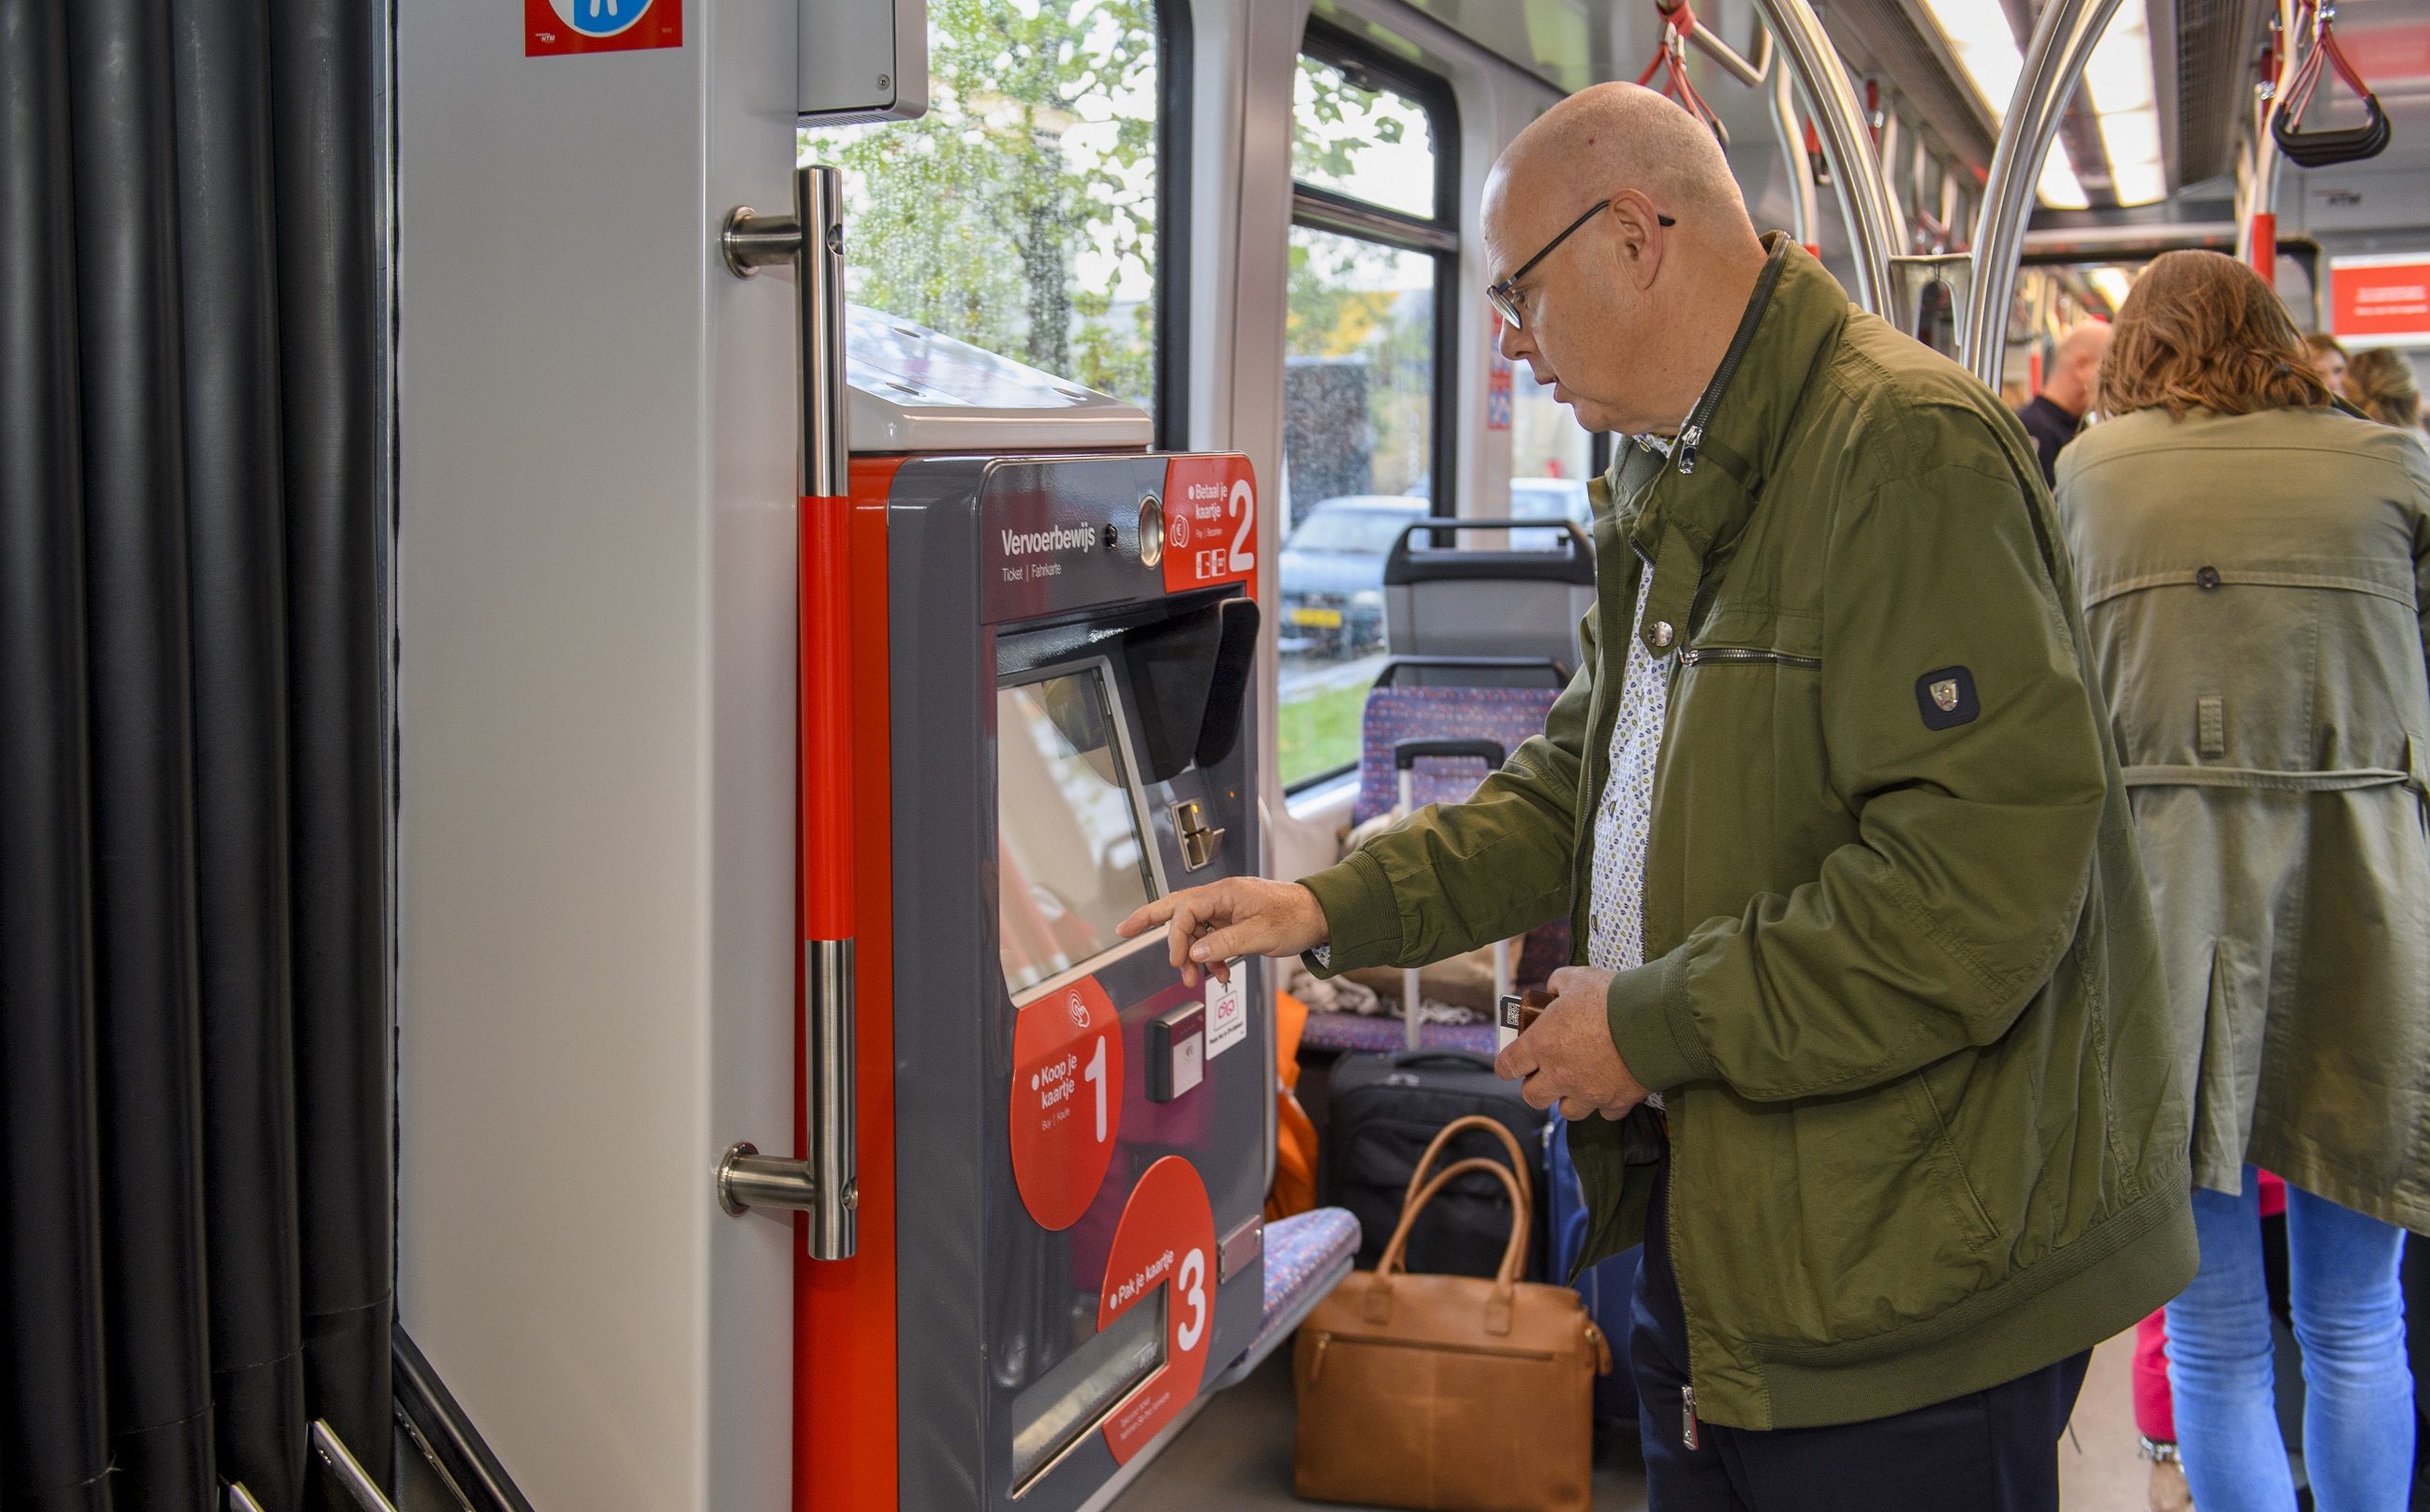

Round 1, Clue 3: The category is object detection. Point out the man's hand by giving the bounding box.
[1116,878,1329,988]
[1493,966,1651,1120]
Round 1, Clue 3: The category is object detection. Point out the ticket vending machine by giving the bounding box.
[716,174,1271,1512]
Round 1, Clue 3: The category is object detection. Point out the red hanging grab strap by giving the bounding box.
[2273,0,2391,167]
[1639,0,1730,147]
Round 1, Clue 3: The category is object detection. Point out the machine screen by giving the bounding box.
[997,670,1157,996]
[1008,1291,1167,1490]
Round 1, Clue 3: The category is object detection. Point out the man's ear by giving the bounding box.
[1608,191,1666,292]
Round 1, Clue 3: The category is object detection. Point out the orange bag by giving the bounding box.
[1268,990,1318,1221]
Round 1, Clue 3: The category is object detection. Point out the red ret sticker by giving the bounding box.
[1010,977,1124,1231]
[1163,455,1258,597]
[1097,1156,1218,1462]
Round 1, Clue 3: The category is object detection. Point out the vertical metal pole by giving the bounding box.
[2239,0,2300,284]
[1769,52,1820,251]
[796,164,859,1261]
[1748,0,1906,315]
[711,168,858,1259]
[1960,0,2127,386]
[801,167,849,498]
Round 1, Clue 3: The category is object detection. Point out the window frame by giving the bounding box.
[1278,22,1463,795]
[1291,20,1462,519]
[1153,0,1193,450]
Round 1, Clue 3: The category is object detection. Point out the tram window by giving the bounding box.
[1278,26,1457,789]
[1509,366,1595,550]
[1290,54,1436,218]
[802,0,1184,438]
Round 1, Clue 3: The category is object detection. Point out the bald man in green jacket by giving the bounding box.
[1126,83,2192,1509]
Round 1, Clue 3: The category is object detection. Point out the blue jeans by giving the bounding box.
[2166,1170,2413,1511]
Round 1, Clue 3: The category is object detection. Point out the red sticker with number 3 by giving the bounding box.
[1097,1156,1218,1462]
[1011,977,1123,1231]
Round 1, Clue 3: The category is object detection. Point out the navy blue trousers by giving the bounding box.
[1631,1152,2091,1511]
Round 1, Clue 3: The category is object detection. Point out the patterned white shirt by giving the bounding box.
[1585,563,1673,976]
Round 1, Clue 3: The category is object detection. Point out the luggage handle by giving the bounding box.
[1366,1157,1532,1335]
[1395,1113,1536,1226]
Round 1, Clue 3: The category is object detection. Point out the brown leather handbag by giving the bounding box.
[1293,1116,1612,1512]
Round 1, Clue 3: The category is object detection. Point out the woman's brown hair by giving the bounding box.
[2347,347,2423,430]
[2096,250,2334,418]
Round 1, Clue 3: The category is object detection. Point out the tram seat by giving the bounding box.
[1382,520,1595,688]
[1299,668,1570,1057]
[1212,1207,1362,1389]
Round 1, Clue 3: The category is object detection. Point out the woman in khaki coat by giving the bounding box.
[2056,250,2430,1512]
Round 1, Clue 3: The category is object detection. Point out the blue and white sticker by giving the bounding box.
[551,0,654,38]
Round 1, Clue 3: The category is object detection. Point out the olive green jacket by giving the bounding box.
[1301,239,2197,1430]
[2057,406,2430,1234]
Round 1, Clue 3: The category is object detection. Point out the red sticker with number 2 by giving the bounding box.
[1162,454,1258,598]
[1010,976,1124,1231]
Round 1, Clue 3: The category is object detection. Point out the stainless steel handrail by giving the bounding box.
[2238,0,2304,269]
[1749,0,1907,315]
[1961,0,2128,384]
[1768,49,1820,249]
[1673,1,1774,89]
[717,165,860,1261]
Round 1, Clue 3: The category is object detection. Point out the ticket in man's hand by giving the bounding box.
[1495,989,1554,1052]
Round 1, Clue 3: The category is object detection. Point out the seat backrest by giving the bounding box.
[1382,520,1596,686]
[1352,683,1562,827]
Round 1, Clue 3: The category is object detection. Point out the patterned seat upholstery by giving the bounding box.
[1212,1207,1362,1388]
[1297,1013,1501,1056]
[1301,681,1570,1055]
[1348,683,1564,829]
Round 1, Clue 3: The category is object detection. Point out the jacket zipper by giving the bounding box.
[1683,1385,1701,1449]
[1674,237,1792,477]
[1678,646,1820,670]
[1305,1330,1557,1384]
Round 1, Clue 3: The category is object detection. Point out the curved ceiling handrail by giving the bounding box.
[1748,0,1906,315]
[1961,0,2128,385]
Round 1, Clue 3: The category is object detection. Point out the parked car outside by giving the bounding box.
[1509,476,1592,551]
[1276,495,1428,653]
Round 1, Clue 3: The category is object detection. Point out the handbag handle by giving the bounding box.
[1365,1157,1532,1336]
[1397,1113,1536,1225]
[1376,1157,1530,1286]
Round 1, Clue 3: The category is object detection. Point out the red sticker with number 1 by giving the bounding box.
[1011,976,1123,1231]
[1163,454,1258,598]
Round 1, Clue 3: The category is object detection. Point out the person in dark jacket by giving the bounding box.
[2016,320,2110,484]
[2058,249,2430,1512]
[1127,82,2192,1511]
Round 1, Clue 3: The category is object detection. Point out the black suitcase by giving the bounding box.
[1319,1049,1550,1282]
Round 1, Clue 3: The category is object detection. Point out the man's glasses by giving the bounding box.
[1487,199,1674,330]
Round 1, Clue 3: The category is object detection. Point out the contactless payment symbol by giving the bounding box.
[1097,1156,1218,1463]
[526,0,683,54]
[1011,976,1124,1231]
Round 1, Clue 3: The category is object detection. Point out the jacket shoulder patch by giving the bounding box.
[1917,666,1979,730]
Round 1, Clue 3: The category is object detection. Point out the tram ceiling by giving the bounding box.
[2167,0,2269,188]
[1817,0,2002,175]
